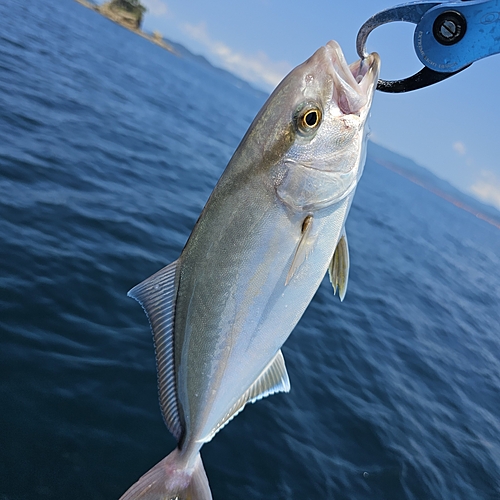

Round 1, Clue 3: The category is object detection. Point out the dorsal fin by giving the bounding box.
[328,229,349,301]
[128,260,183,442]
[201,350,290,443]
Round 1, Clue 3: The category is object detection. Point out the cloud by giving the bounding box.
[141,0,169,18]
[182,22,292,89]
[453,141,466,156]
[470,170,500,210]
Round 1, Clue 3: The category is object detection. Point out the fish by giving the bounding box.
[120,40,380,500]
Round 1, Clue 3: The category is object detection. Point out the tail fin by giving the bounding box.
[119,449,212,500]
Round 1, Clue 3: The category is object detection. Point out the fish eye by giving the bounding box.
[295,103,322,135]
[304,110,319,127]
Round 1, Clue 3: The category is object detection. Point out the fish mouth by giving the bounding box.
[323,40,380,116]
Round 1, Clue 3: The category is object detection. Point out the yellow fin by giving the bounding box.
[286,215,314,285]
[328,229,349,301]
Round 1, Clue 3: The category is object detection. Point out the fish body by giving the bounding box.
[120,41,380,499]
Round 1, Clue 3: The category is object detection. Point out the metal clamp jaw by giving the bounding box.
[357,0,500,92]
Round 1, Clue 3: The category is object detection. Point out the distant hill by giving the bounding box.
[368,141,500,228]
[160,37,268,100]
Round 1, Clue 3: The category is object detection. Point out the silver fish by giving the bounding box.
[120,40,380,500]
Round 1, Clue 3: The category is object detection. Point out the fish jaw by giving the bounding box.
[323,40,380,118]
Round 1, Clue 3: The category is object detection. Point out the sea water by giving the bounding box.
[0,1,499,498]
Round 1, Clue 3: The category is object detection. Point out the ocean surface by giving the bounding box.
[1,1,499,499]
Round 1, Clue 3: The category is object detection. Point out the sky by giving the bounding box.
[132,0,500,211]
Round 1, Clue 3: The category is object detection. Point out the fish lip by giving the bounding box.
[323,40,380,115]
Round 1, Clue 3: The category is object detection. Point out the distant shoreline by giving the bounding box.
[373,156,500,230]
[74,0,177,55]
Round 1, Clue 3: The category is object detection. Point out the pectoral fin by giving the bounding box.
[286,215,314,285]
[328,229,349,301]
[201,350,290,442]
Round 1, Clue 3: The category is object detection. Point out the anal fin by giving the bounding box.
[328,228,349,301]
[201,350,290,442]
[128,260,183,442]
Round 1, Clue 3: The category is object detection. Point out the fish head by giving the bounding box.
[265,40,380,212]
